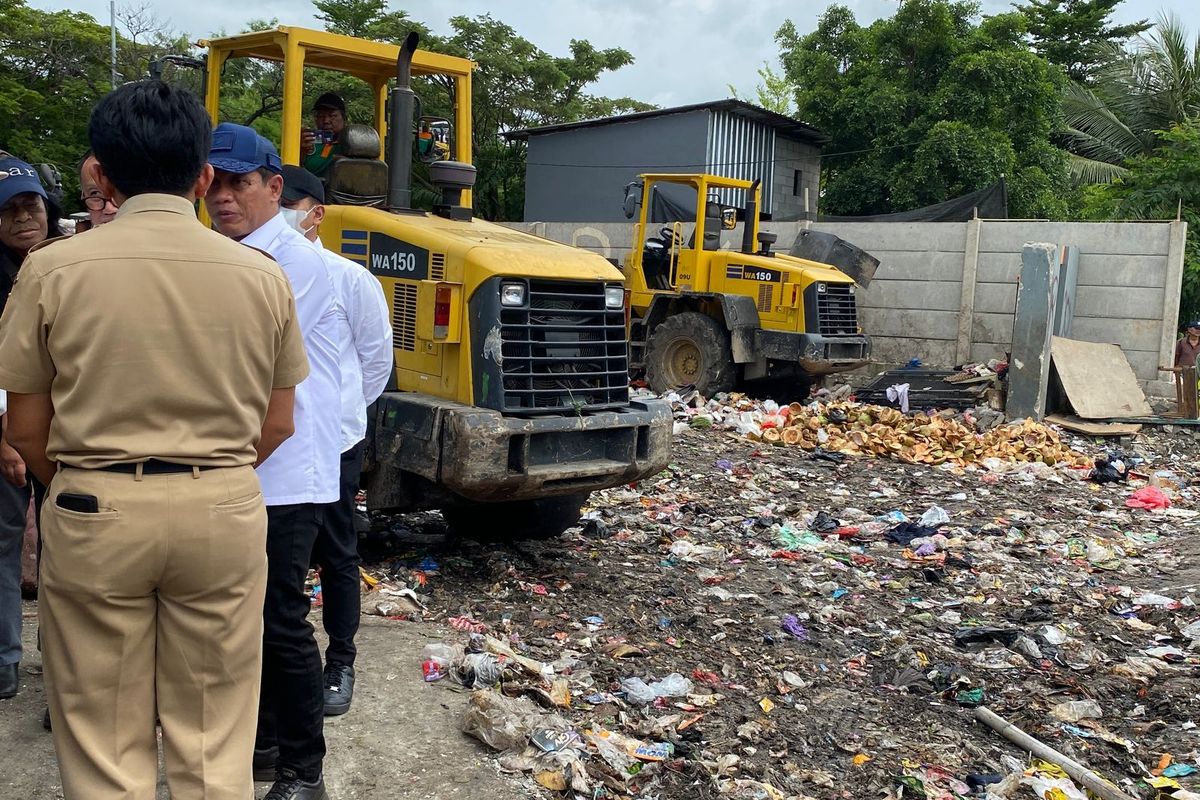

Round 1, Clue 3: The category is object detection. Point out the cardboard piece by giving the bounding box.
[1044,414,1142,437]
[1049,337,1153,419]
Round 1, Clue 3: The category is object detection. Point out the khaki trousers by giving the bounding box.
[39,464,268,800]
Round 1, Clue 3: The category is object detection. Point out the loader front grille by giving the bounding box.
[817,284,859,336]
[497,280,629,413]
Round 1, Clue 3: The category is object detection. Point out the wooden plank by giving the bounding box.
[1044,414,1141,436]
[1049,336,1153,419]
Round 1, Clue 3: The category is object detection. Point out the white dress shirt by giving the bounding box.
[243,212,341,506]
[320,248,393,451]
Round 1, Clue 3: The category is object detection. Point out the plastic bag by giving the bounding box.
[1126,486,1171,510]
[462,689,544,752]
[420,642,458,682]
[620,673,693,705]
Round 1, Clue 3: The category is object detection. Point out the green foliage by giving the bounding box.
[729,62,797,115]
[777,0,1070,217]
[305,2,654,220]
[0,0,115,207]
[1084,122,1200,319]
[1014,0,1150,82]
[1060,13,1200,183]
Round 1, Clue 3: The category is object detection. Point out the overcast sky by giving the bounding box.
[32,0,1200,109]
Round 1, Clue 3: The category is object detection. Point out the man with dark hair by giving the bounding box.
[280,165,391,716]
[78,150,117,228]
[205,123,340,800]
[0,80,309,799]
[301,92,348,178]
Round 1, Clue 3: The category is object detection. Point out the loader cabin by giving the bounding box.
[197,26,475,205]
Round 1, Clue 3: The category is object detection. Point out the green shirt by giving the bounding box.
[302,139,346,177]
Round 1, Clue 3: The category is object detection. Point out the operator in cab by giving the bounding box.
[301,93,347,179]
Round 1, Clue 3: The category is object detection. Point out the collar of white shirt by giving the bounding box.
[240,210,290,253]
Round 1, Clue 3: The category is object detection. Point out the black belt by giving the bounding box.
[95,459,212,475]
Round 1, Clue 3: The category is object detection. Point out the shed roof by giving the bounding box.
[505,98,826,144]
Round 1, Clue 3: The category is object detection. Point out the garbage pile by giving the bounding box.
[666,391,1088,468]
[362,396,1200,800]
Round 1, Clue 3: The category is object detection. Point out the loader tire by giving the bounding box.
[442,492,589,541]
[645,312,735,396]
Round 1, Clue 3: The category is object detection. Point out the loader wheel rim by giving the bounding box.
[664,338,703,384]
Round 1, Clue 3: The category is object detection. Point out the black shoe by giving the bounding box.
[253,746,279,782]
[0,663,17,699]
[323,663,354,716]
[42,707,51,731]
[264,768,328,800]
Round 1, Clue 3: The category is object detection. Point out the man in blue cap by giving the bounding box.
[0,154,53,704]
[205,123,341,800]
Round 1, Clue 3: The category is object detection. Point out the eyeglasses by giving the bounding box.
[81,194,115,212]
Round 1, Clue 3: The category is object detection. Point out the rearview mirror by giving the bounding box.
[722,208,737,230]
[416,115,451,163]
[623,182,642,219]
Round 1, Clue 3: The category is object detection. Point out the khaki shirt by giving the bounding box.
[0,193,309,469]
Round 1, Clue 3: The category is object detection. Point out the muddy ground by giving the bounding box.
[0,611,537,799]
[4,416,1200,799]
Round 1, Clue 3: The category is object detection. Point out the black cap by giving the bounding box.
[1188,320,1200,330]
[281,165,325,204]
[312,92,346,115]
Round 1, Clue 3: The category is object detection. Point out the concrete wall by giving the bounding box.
[770,136,822,221]
[523,111,710,223]
[502,219,1187,398]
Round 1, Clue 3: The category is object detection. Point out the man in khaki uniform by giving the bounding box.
[0,81,309,800]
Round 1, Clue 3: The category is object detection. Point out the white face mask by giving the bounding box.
[280,206,316,236]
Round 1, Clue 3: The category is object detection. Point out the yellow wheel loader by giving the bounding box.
[199,27,672,539]
[622,173,873,397]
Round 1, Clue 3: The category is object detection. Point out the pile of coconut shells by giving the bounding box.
[746,402,1092,468]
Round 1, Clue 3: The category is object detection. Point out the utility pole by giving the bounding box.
[110,0,118,88]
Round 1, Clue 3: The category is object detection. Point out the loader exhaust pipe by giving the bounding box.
[741,178,761,254]
[387,32,420,211]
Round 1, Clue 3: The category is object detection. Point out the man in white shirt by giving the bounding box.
[279,166,391,716]
[204,124,340,800]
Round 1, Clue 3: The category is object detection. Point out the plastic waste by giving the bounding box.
[781,614,810,641]
[1050,699,1103,722]
[1126,486,1171,510]
[462,689,545,752]
[1090,450,1133,483]
[620,673,693,705]
[421,643,457,682]
[919,505,950,527]
[459,652,506,688]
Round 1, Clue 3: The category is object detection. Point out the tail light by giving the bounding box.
[434,283,451,339]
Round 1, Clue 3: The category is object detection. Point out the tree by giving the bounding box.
[777,0,1072,218]
[307,1,653,220]
[1014,0,1150,82]
[1082,122,1200,321]
[729,62,796,115]
[0,0,115,205]
[1060,13,1200,183]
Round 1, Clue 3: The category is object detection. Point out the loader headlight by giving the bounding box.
[500,282,526,307]
[605,285,625,309]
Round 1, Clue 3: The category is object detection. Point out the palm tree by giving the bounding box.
[1060,12,1200,184]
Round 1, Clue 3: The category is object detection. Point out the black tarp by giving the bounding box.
[775,180,1008,223]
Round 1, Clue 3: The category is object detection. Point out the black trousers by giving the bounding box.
[256,503,326,779]
[313,441,364,667]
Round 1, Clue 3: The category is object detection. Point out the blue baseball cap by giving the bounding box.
[208,123,282,175]
[0,156,48,209]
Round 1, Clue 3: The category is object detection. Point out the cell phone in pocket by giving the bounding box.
[56,492,100,513]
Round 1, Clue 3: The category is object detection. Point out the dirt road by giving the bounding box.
[0,606,537,800]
